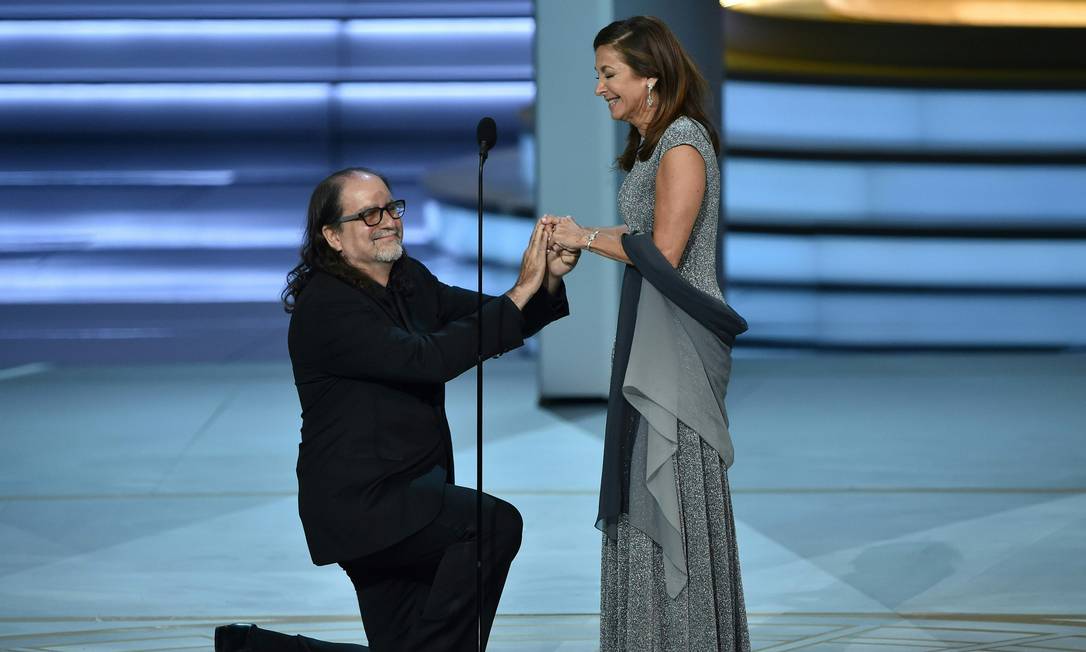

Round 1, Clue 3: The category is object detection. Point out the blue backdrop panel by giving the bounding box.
[0,18,532,82]
[726,82,1086,151]
[725,161,1086,223]
[0,4,1082,350]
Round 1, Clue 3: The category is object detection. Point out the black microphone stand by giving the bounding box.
[474,117,495,652]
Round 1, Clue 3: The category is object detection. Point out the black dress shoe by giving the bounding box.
[214,623,255,652]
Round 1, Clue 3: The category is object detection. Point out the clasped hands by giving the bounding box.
[505,214,587,310]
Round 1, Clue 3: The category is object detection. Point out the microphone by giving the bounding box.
[473,114,497,652]
[476,117,497,160]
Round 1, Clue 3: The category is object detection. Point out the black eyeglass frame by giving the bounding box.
[335,199,406,226]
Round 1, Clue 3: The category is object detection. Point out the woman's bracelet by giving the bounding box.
[585,229,601,252]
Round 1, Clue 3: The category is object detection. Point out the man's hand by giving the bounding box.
[546,243,580,278]
[505,220,548,310]
[539,215,580,294]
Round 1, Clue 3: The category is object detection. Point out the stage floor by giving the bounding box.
[1,352,1084,651]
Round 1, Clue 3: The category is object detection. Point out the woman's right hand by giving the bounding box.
[547,215,589,251]
[506,220,548,310]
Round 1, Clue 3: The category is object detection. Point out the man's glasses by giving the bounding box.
[336,199,406,227]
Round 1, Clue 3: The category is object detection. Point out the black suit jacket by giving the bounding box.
[287,258,569,565]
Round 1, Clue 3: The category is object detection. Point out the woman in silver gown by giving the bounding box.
[548,16,752,651]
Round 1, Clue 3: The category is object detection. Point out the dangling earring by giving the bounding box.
[646,82,655,107]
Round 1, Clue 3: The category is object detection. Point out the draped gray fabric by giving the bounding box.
[601,116,751,649]
[596,233,747,599]
[623,281,735,597]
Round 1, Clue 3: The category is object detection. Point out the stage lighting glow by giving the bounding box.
[346,18,533,36]
[0,170,236,186]
[0,218,430,253]
[2,267,287,303]
[0,19,339,37]
[0,83,328,103]
[719,0,832,19]
[0,82,534,104]
[826,0,1086,27]
[339,81,534,102]
[0,17,534,38]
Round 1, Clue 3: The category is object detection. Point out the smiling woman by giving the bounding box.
[549,14,751,652]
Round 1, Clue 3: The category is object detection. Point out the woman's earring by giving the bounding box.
[646,82,655,107]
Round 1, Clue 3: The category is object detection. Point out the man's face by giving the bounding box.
[322,173,404,272]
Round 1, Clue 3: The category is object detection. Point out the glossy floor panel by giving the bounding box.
[1,353,1083,649]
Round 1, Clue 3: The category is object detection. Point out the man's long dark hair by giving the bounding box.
[281,167,402,313]
[594,16,721,172]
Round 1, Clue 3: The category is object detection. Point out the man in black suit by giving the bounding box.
[216,167,574,652]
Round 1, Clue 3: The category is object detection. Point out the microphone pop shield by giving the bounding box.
[476,117,497,155]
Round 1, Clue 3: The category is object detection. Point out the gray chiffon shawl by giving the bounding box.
[597,233,748,598]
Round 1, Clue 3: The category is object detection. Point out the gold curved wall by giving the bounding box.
[722,0,1086,27]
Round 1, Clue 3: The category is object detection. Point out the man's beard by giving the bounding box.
[374,239,403,263]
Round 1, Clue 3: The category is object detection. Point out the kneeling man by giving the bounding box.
[217,167,576,652]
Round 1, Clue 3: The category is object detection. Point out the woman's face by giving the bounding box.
[594,45,656,128]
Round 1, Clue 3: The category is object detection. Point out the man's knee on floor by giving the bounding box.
[490,498,523,558]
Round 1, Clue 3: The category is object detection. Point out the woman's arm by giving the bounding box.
[547,219,632,264]
[652,145,705,267]
[546,145,705,268]
[559,222,631,264]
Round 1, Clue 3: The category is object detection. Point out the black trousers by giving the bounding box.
[341,484,523,651]
[236,485,522,652]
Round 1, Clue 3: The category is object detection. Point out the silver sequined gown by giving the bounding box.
[601,117,751,651]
